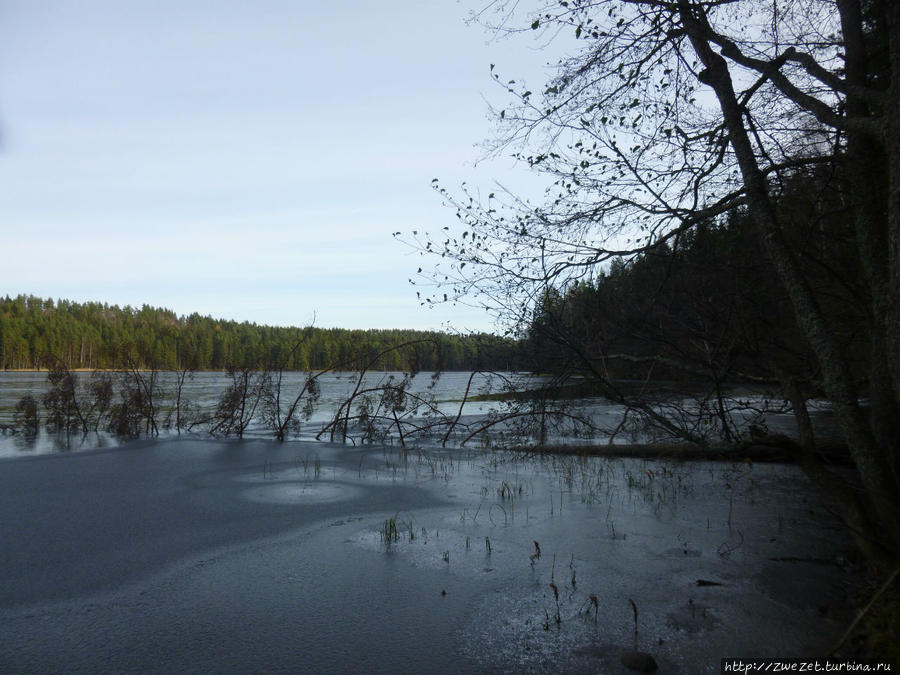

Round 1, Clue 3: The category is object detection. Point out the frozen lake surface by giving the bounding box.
[0,438,854,672]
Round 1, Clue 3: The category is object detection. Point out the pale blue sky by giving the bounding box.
[0,0,552,331]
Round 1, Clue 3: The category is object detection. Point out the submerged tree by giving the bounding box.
[165,365,198,434]
[42,362,88,435]
[407,0,900,565]
[257,331,324,441]
[109,342,166,438]
[317,339,447,446]
[208,366,271,439]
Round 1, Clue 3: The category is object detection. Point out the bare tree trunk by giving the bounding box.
[837,0,900,481]
[680,1,900,558]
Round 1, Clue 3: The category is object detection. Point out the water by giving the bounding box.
[0,370,521,421]
[0,438,854,672]
[0,370,834,459]
[0,370,548,456]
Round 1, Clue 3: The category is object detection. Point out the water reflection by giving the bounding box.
[0,370,832,458]
[0,371,537,457]
[1,427,119,456]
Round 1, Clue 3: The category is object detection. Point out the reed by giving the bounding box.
[380,516,400,547]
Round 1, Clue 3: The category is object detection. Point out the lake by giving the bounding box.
[0,437,853,672]
[0,370,818,458]
[1,370,674,457]
[0,370,548,456]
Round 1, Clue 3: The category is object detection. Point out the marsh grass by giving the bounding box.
[717,529,745,558]
[530,540,542,567]
[581,593,600,621]
[359,454,808,666]
[380,516,400,547]
[379,511,417,549]
[549,582,561,625]
[489,502,508,526]
[625,470,647,490]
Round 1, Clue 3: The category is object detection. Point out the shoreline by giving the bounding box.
[504,439,851,464]
[0,429,850,467]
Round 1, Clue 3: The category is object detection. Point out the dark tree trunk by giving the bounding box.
[680,0,900,561]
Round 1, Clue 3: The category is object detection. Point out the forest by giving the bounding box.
[0,295,518,372]
[523,167,860,403]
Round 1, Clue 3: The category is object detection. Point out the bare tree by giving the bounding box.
[208,366,270,439]
[406,0,900,565]
[164,366,197,434]
[258,333,323,442]
[110,344,165,438]
[316,339,448,446]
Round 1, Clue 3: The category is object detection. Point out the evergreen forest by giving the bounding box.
[0,295,518,372]
[522,170,862,403]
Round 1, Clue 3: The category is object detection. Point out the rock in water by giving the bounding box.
[621,650,659,672]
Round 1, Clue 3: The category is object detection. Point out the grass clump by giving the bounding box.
[380,516,400,548]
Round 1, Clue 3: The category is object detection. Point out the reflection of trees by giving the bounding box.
[10,339,562,451]
[12,395,39,437]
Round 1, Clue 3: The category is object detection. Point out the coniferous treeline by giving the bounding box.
[523,169,865,395]
[0,295,518,372]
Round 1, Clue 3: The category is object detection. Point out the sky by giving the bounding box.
[0,0,556,333]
